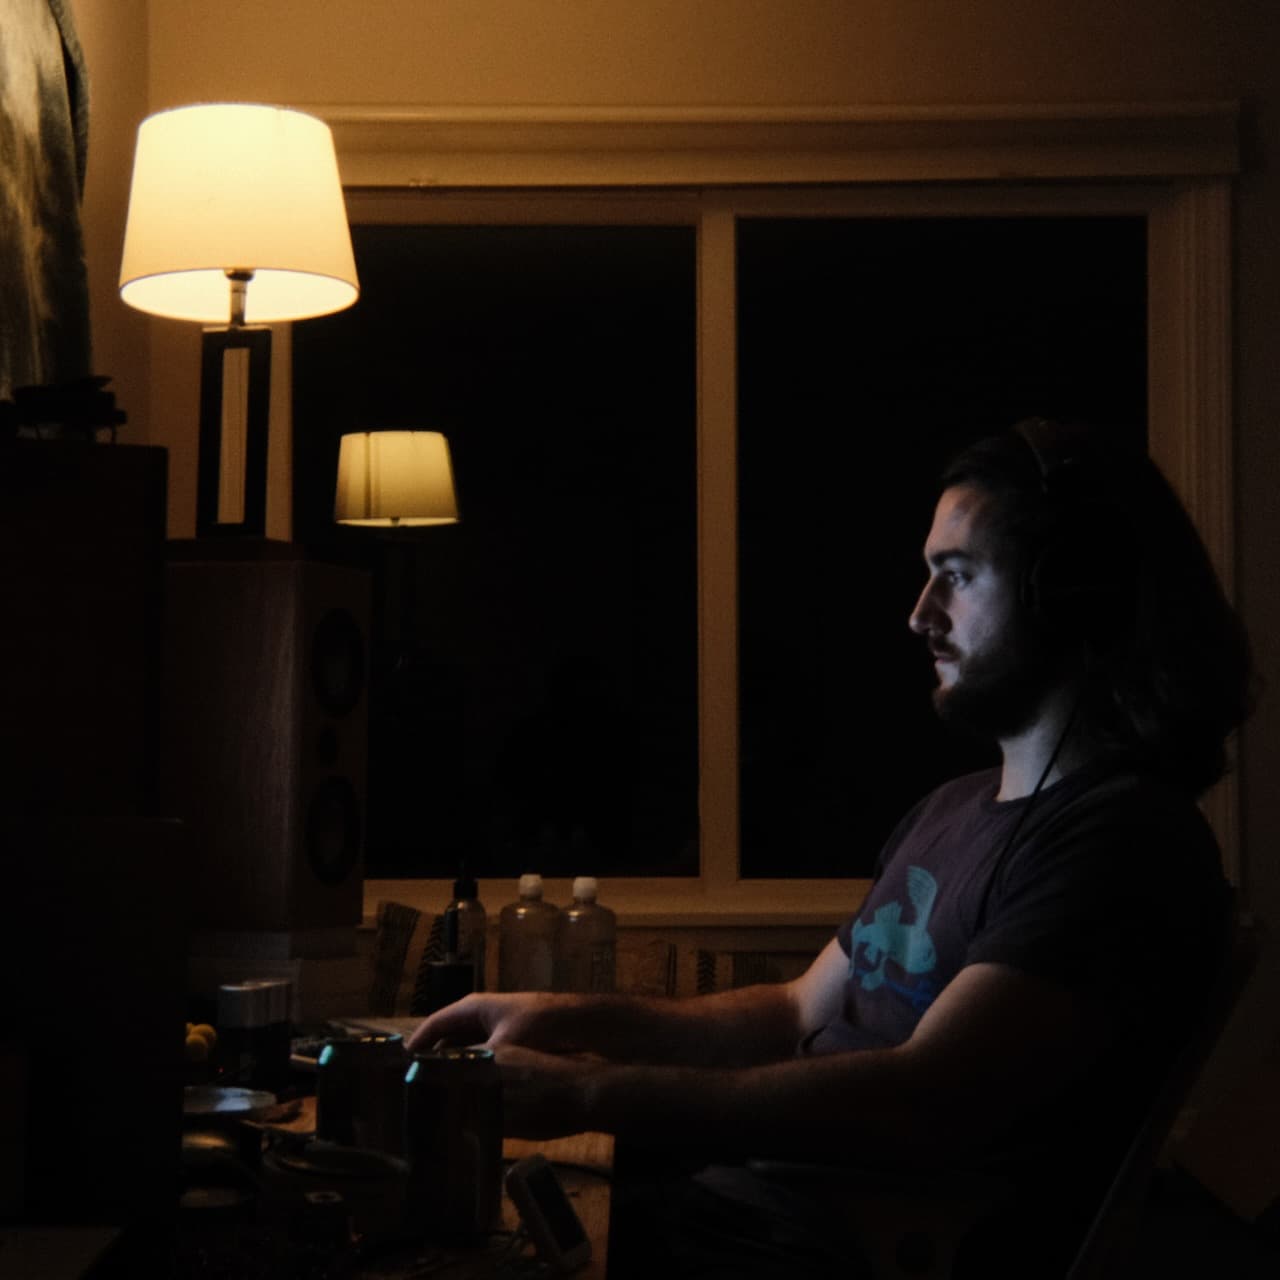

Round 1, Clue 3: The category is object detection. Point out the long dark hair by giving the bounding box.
[942,422,1255,795]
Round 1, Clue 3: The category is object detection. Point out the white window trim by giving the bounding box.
[312,104,1239,925]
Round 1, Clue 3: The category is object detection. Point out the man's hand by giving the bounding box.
[493,1044,598,1139]
[404,996,599,1139]
[405,991,559,1054]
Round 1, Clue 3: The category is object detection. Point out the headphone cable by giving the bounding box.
[976,693,1083,928]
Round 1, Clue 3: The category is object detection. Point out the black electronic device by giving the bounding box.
[1010,416,1137,635]
[504,1154,591,1273]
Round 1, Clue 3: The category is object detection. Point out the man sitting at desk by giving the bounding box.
[410,420,1254,1277]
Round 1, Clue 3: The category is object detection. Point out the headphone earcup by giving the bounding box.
[1012,419,1137,640]
[1019,544,1047,620]
[1020,515,1133,639]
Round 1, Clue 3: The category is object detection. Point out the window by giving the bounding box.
[736,215,1146,878]
[300,105,1236,918]
[294,223,699,881]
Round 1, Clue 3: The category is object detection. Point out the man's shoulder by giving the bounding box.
[1016,763,1227,916]
[881,768,1000,847]
[924,767,1001,808]
[1047,761,1215,841]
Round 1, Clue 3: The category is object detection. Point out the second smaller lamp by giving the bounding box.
[334,431,459,528]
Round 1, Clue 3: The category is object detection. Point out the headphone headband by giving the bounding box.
[1006,418,1135,635]
[1012,417,1091,496]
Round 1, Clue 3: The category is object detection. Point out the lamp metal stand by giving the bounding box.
[196,270,273,539]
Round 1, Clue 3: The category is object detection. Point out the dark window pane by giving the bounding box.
[737,216,1146,878]
[294,225,698,879]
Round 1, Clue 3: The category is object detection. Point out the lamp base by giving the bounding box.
[197,325,272,538]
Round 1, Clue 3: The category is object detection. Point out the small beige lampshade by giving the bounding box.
[335,431,460,526]
[119,102,358,324]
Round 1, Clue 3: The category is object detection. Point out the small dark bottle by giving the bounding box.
[422,904,476,1015]
[446,869,488,992]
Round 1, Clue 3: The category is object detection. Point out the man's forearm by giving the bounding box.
[525,983,803,1068]
[580,1049,962,1168]
[563,962,1114,1170]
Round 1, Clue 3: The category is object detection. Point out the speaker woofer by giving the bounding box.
[306,776,362,886]
[312,608,365,718]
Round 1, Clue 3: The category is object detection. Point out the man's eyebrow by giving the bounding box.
[925,549,977,569]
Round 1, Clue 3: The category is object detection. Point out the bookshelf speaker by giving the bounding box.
[163,547,371,931]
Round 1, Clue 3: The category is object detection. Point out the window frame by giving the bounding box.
[307,104,1239,925]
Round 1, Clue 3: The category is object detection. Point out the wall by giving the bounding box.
[70,0,150,445]
[71,0,1280,1070]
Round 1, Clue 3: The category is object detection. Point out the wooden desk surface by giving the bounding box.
[254,1096,614,1277]
[505,1132,615,1279]
[295,1021,616,1273]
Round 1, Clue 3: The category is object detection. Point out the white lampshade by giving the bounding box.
[119,103,358,324]
[335,431,460,526]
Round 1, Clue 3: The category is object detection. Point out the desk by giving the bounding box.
[296,1019,616,1272]
[2,1142,613,1280]
[504,1133,614,1279]
[236,1096,613,1279]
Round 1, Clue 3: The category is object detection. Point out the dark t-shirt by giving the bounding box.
[620,766,1229,1278]
[804,760,1229,1256]
[810,762,1228,1058]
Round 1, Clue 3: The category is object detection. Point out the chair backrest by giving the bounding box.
[368,899,434,1015]
[1065,910,1263,1279]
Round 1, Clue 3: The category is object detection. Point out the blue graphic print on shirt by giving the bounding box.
[850,865,939,1008]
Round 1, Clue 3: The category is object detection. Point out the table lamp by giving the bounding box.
[334,431,460,528]
[335,430,460,671]
[119,102,359,537]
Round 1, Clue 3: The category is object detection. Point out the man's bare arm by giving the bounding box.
[407,938,851,1067]
[497,961,1112,1169]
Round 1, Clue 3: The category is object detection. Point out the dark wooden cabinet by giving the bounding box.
[1,438,167,817]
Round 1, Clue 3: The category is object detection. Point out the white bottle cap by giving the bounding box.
[518,873,543,899]
[572,876,598,902]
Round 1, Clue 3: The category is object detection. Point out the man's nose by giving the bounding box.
[909,580,945,635]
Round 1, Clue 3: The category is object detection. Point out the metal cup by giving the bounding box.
[216,978,293,1093]
[403,1047,504,1242]
[315,1034,409,1155]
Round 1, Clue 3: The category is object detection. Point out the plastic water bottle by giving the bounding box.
[447,870,488,992]
[497,874,562,992]
[559,876,616,993]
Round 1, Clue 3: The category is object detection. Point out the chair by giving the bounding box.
[742,911,1262,1280]
[367,900,446,1016]
[1063,910,1263,1279]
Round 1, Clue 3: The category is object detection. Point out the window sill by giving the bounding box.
[363,876,869,930]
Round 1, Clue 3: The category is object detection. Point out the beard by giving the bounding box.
[932,623,1060,740]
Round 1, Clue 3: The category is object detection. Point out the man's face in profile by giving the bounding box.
[908,484,1057,740]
